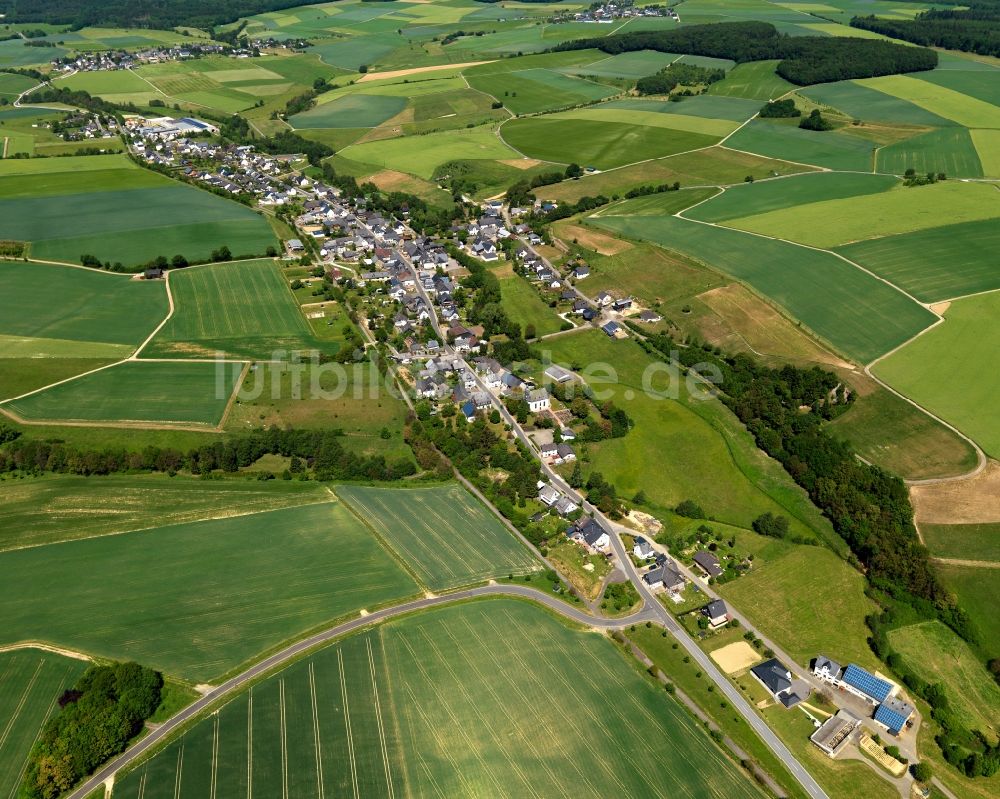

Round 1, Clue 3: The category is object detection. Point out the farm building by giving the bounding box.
[810,710,860,758]
[873,697,914,735]
[839,664,894,705]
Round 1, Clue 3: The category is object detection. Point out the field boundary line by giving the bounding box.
[0,641,91,660]
[337,650,360,799]
[308,663,325,799]
[172,742,183,799]
[6,681,63,799]
[0,658,44,750]
[247,689,253,799]
[931,557,1000,568]
[210,714,219,799]
[0,359,127,405]
[217,361,251,431]
[366,638,395,799]
[279,679,289,799]
[336,489,429,591]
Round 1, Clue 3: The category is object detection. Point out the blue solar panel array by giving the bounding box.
[841,664,892,702]
[874,703,909,734]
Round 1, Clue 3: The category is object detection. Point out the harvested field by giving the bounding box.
[912,460,1000,525]
[556,223,633,255]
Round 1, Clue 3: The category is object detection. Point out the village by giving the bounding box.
[554,2,679,24]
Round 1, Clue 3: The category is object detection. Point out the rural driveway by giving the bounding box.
[64,584,655,799]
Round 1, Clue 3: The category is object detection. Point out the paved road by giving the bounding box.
[65,584,652,799]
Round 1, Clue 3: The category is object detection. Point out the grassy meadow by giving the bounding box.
[544,331,836,542]
[888,621,1000,743]
[113,599,765,799]
[336,483,541,590]
[0,502,419,681]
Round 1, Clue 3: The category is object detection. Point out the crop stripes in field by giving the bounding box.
[366,639,395,799]
[210,715,219,799]
[394,636,512,797]
[336,650,360,799]
[476,613,644,797]
[0,659,43,751]
[278,680,289,799]
[171,743,184,799]
[308,663,325,799]
[406,627,543,797]
[447,619,584,796]
[246,689,253,799]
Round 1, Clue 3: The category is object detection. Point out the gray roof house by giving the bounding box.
[751,659,805,708]
[692,551,723,578]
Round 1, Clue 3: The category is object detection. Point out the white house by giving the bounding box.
[527,388,550,413]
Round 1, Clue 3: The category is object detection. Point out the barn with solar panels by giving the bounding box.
[839,664,893,705]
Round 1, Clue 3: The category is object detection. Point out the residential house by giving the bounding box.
[642,559,686,593]
[638,309,662,323]
[750,659,805,708]
[812,656,842,684]
[703,599,730,628]
[692,551,723,579]
[633,538,656,560]
[568,518,610,551]
[572,264,590,280]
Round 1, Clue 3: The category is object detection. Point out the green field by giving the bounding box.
[937,564,1000,663]
[562,50,680,79]
[876,127,984,179]
[537,146,815,204]
[0,71,37,96]
[874,292,1000,458]
[466,67,618,115]
[707,60,794,101]
[719,181,1000,249]
[290,93,406,129]
[921,522,1000,562]
[0,474,331,551]
[113,599,764,799]
[340,126,518,179]
[0,649,89,799]
[888,620,1000,742]
[0,155,276,266]
[837,218,1000,303]
[722,545,879,669]
[0,502,419,680]
[337,484,541,590]
[501,116,718,170]
[0,261,166,356]
[4,361,241,427]
[144,260,323,360]
[606,94,762,123]
[725,119,876,171]
[825,380,979,481]
[800,80,953,127]
[545,331,837,541]
[857,74,1000,130]
[687,172,898,224]
[499,274,566,338]
[589,211,935,364]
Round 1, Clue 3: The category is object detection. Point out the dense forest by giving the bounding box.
[0,0,312,29]
[554,21,937,84]
[23,662,162,799]
[852,9,1000,58]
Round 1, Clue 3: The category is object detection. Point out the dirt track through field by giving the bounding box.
[358,62,493,83]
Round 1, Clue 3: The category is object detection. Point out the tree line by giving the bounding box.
[0,425,417,482]
[852,9,1000,58]
[553,21,937,84]
[0,0,316,29]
